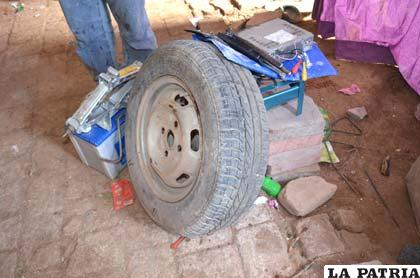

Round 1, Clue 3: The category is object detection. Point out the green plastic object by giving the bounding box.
[262,176,282,198]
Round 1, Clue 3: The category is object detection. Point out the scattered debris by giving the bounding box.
[331,116,362,136]
[170,236,186,250]
[278,176,337,216]
[415,104,420,121]
[406,156,420,230]
[288,227,307,253]
[96,192,113,200]
[398,245,420,264]
[320,141,340,163]
[322,114,365,196]
[319,107,331,140]
[189,17,202,27]
[111,179,134,210]
[262,176,282,198]
[254,195,268,205]
[296,214,345,259]
[347,106,368,121]
[338,84,361,95]
[11,144,19,153]
[282,5,302,24]
[380,155,391,176]
[329,209,364,233]
[267,198,279,209]
[364,169,400,228]
[323,141,362,196]
[11,1,24,13]
[291,259,319,278]
[236,201,273,229]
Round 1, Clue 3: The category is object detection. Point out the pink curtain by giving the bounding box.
[318,0,420,95]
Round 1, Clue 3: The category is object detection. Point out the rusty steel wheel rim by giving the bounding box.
[135,76,202,202]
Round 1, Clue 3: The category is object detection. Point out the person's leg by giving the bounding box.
[107,0,157,64]
[59,0,117,75]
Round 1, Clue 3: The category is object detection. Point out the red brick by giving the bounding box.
[164,18,194,36]
[245,10,282,28]
[210,0,236,15]
[198,17,227,33]
[269,133,323,154]
[229,17,247,32]
[269,144,322,174]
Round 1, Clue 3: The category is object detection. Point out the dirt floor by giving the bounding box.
[302,20,420,257]
[1,0,420,277]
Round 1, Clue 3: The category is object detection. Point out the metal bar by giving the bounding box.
[263,86,300,110]
[364,169,400,228]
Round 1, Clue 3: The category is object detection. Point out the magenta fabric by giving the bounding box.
[316,0,420,95]
[335,40,395,65]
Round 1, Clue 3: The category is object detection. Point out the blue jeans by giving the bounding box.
[59,0,157,75]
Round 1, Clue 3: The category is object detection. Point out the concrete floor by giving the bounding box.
[1,0,420,277]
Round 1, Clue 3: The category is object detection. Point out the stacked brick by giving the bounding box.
[267,96,325,181]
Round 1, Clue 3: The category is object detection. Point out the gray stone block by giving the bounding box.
[269,144,322,174]
[0,216,21,251]
[234,204,272,230]
[339,230,372,255]
[268,96,325,142]
[178,245,245,278]
[294,261,324,278]
[127,244,177,278]
[347,106,367,121]
[329,209,364,233]
[278,176,337,217]
[29,240,62,271]
[272,163,321,184]
[236,222,297,277]
[296,214,344,259]
[0,251,17,278]
[176,227,233,256]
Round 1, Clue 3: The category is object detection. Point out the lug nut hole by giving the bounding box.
[176,173,190,183]
[167,130,175,147]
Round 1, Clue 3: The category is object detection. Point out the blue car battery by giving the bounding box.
[69,109,127,179]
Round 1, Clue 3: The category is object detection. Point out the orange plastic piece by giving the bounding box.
[291,59,303,74]
[111,179,134,210]
[170,236,186,250]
